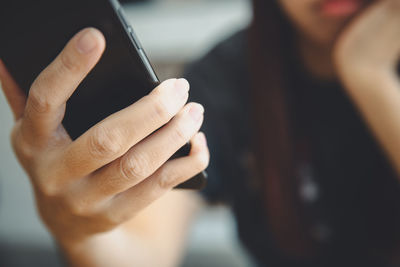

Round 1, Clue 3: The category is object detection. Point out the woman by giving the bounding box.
[1,0,400,266]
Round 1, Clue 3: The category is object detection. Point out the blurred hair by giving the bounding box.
[248,0,315,258]
[248,0,400,261]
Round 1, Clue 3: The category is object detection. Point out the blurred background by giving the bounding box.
[0,0,255,266]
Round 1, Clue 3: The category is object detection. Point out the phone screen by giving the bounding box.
[0,0,207,189]
[0,0,159,140]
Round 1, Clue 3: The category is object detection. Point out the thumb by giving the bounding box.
[0,59,27,120]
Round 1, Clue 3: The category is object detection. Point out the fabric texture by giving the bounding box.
[184,30,400,267]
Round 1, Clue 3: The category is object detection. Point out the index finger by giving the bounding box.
[22,28,105,140]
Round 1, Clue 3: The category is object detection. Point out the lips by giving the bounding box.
[320,0,364,17]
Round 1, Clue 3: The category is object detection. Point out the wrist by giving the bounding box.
[336,61,394,92]
[55,230,116,267]
[55,227,138,267]
[56,234,94,262]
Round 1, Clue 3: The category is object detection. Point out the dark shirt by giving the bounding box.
[184,30,400,267]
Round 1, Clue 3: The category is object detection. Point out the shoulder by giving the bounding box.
[199,29,247,69]
[184,30,249,111]
[186,29,248,75]
[183,30,252,203]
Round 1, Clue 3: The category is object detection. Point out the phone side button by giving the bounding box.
[129,30,142,50]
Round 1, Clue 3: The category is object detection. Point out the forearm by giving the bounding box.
[59,228,146,267]
[341,70,400,174]
[58,192,202,267]
[333,0,400,175]
[0,25,209,267]
[59,226,183,267]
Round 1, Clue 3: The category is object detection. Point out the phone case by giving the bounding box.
[0,0,207,190]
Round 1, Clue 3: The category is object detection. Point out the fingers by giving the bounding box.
[106,132,209,223]
[84,102,204,198]
[335,0,400,71]
[0,59,27,120]
[60,78,190,179]
[22,28,105,140]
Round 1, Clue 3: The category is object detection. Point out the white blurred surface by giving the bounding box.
[124,0,251,62]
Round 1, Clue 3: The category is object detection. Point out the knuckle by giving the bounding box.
[149,93,172,122]
[39,180,60,197]
[61,194,95,217]
[12,130,35,161]
[157,169,175,189]
[66,199,88,216]
[16,143,36,162]
[172,123,190,143]
[28,87,54,114]
[59,50,80,73]
[88,127,124,158]
[120,153,150,181]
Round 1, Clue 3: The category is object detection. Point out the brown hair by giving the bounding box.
[248,0,316,258]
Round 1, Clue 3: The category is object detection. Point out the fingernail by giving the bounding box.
[189,104,204,122]
[174,78,190,97]
[76,29,98,54]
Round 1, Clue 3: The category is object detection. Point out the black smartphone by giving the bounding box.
[0,0,207,190]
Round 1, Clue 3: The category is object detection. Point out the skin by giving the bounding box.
[279,0,400,175]
[0,29,209,266]
[0,0,399,266]
[279,0,351,79]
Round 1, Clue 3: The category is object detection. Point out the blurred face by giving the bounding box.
[278,0,372,46]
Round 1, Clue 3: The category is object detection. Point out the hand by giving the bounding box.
[0,28,209,246]
[333,0,400,173]
[334,0,400,84]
